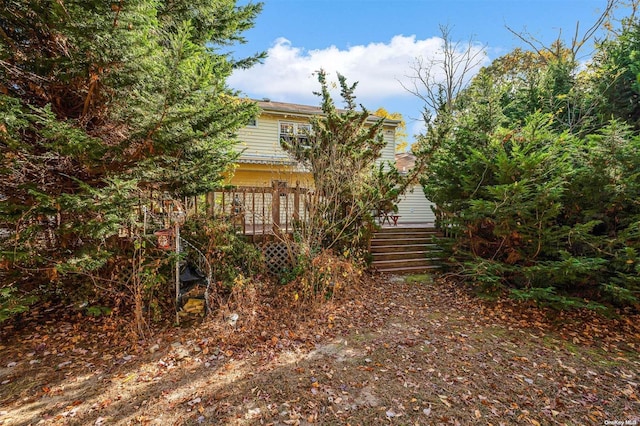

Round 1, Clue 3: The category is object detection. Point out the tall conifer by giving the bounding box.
[0,1,263,305]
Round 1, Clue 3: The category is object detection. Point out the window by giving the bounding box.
[246,118,257,127]
[280,121,311,145]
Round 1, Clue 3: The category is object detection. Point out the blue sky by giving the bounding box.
[228,0,627,144]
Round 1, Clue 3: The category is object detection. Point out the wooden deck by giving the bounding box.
[144,186,436,243]
[236,221,436,244]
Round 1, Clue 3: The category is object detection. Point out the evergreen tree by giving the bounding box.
[282,70,404,253]
[591,17,640,129]
[418,25,640,309]
[564,122,640,304]
[0,0,263,315]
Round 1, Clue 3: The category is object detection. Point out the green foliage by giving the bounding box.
[181,218,264,290]
[85,305,113,317]
[591,18,640,129]
[0,286,37,323]
[0,1,263,317]
[281,70,406,254]
[510,286,606,311]
[418,22,640,310]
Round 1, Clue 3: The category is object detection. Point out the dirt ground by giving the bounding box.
[1,274,639,426]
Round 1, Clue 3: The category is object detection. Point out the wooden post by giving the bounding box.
[286,190,290,232]
[272,181,280,234]
[222,192,226,216]
[293,181,300,221]
[241,190,247,235]
[251,190,256,235]
[206,192,214,217]
[261,188,266,238]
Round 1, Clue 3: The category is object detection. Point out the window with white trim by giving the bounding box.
[280,121,311,145]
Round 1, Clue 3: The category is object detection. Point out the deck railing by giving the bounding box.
[181,183,313,239]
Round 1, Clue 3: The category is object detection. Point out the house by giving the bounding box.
[395,152,436,225]
[218,99,435,233]
[229,99,398,188]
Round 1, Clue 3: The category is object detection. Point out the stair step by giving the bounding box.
[371,249,429,256]
[372,235,439,242]
[371,238,436,246]
[370,243,441,252]
[371,251,443,261]
[371,257,441,269]
[374,229,440,235]
[375,264,442,274]
[376,226,439,233]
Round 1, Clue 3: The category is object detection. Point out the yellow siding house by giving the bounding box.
[229,99,399,189]
[220,99,434,230]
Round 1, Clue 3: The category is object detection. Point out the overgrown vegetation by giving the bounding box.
[0,0,263,322]
[181,217,265,292]
[282,70,405,254]
[416,12,640,309]
[280,70,408,295]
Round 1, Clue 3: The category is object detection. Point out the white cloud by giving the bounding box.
[230,34,488,142]
[230,35,463,105]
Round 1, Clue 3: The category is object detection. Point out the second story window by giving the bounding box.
[280,122,311,145]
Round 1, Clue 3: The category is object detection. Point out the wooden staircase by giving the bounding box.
[370,226,445,274]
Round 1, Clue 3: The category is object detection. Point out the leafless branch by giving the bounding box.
[506,0,618,61]
[401,24,487,123]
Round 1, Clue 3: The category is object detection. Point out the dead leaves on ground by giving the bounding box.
[174,276,640,425]
[1,275,639,425]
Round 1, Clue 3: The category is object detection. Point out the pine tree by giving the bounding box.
[591,17,640,129]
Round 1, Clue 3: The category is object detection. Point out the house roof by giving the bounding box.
[395,152,416,174]
[253,99,401,126]
[236,153,296,166]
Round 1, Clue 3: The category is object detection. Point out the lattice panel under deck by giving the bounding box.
[262,242,296,275]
